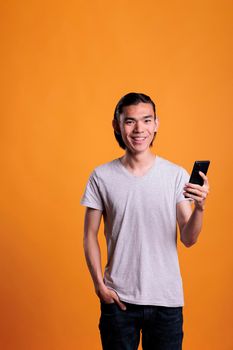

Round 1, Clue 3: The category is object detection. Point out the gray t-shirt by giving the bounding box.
[81,156,191,307]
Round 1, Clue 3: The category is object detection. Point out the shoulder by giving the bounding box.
[156,156,188,176]
[91,158,120,179]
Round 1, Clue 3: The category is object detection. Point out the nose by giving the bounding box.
[134,121,144,133]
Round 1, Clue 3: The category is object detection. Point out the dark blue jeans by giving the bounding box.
[99,302,183,350]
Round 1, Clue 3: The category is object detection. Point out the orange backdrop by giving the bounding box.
[0,0,232,349]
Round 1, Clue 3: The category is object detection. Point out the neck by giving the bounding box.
[121,149,156,170]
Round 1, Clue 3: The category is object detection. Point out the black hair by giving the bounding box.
[113,92,157,150]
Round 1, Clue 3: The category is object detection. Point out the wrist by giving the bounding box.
[94,280,105,292]
[194,204,205,212]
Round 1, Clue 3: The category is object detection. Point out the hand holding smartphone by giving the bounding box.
[184,160,210,198]
[189,161,210,186]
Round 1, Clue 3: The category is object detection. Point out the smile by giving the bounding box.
[131,137,147,143]
[132,137,146,140]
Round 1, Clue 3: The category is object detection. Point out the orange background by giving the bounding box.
[0,0,232,349]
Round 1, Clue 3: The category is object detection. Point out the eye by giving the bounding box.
[125,120,134,125]
[145,119,152,123]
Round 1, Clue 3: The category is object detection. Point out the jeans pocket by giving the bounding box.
[100,301,118,314]
[158,306,183,323]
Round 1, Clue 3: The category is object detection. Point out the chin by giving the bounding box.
[132,141,151,150]
[129,145,150,154]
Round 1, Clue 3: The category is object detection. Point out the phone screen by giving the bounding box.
[189,161,210,186]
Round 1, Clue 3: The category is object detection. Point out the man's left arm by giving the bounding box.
[176,171,210,247]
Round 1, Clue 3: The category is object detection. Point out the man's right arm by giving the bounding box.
[83,207,126,309]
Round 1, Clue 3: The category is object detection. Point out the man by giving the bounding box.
[81,92,209,350]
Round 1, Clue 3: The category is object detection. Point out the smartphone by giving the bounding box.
[189,160,210,186]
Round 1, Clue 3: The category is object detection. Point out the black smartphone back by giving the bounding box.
[189,160,210,186]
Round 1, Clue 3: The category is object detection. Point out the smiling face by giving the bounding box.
[113,102,159,155]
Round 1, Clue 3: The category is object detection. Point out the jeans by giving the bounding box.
[99,302,183,350]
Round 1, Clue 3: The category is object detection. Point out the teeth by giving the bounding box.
[133,138,145,140]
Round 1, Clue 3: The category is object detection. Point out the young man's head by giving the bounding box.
[112,92,159,153]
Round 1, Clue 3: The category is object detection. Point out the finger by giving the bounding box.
[184,191,206,201]
[184,183,209,193]
[199,171,209,186]
[106,297,115,303]
[184,188,208,198]
[99,294,115,303]
[185,182,202,190]
[185,182,207,189]
[111,294,127,310]
[116,300,127,310]
[101,299,115,304]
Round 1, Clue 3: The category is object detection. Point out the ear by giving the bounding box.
[112,119,121,134]
[154,116,160,132]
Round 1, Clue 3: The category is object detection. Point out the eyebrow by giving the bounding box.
[124,115,154,121]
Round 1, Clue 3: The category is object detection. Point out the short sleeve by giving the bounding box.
[176,168,193,204]
[80,171,104,210]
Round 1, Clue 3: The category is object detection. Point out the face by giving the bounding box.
[113,102,159,154]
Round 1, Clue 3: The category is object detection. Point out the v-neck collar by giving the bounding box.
[117,156,158,179]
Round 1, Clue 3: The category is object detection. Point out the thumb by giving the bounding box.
[199,171,208,186]
[113,294,127,311]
